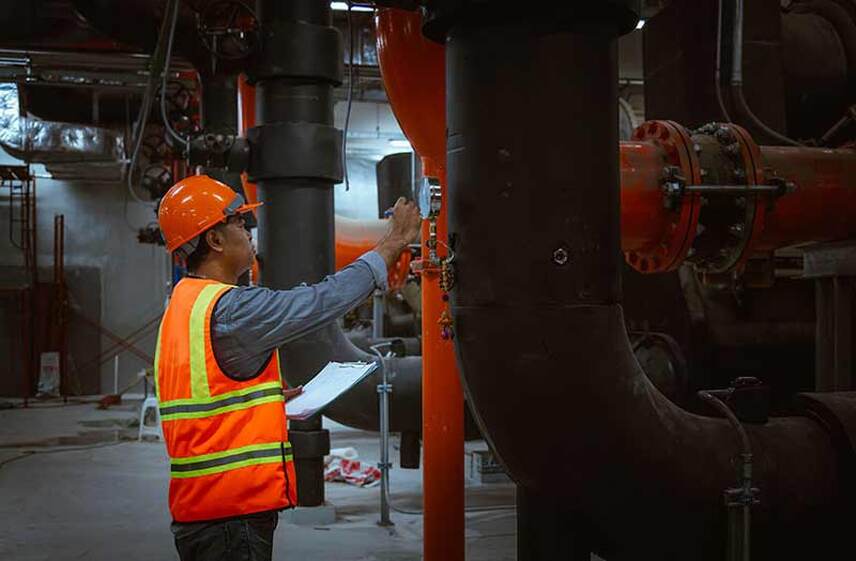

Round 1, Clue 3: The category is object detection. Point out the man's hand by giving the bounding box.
[282,386,303,402]
[375,197,421,268]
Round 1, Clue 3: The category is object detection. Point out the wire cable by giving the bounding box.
[161,0,191,153]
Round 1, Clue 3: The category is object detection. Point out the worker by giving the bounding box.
[154,175,421,561]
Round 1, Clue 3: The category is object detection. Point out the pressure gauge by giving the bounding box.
[418,177,442,219]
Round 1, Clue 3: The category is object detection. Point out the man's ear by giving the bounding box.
[205,227,225,254]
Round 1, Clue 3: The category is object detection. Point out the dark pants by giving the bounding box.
[172,511,279,561]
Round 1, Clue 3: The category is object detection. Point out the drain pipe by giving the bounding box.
[249,0,343,508]
[423,0,848,558]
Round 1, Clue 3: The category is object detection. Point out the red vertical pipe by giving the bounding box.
[376,9,465,561]
[420,161,465,561]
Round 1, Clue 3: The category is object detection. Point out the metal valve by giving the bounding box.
[418,176,442,219]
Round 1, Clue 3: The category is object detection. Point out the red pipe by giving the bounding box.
[619,139,683,259]
[377,9,465,561]
[755,146,856,251]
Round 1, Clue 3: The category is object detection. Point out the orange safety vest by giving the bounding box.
[154,278,297,522]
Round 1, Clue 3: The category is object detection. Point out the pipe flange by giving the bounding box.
[627,120,702,273]
[683,123,767,275]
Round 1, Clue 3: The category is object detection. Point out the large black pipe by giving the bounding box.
[251,0,342,508]
[200,72,248,212]
[440,2,849,559]
[376,152,419,218]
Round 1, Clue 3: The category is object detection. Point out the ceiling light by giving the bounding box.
[331,2,374,12]
[636,19,646,30]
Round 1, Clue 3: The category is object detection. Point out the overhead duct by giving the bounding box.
[0,82,125,174]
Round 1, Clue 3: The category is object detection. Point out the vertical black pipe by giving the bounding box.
[376,152,419,218]
[437,2,638,558]
[252,0,343,508]
[200,72,245,199]
[446,20,621,560]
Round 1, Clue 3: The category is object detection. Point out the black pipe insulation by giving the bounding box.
[281,322,481,438]
[376,152,420,218]
[281,323,423,433]
[433,0,853,558]
[199,72,250,219]
[250,0,343,508]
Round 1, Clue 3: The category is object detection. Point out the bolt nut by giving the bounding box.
[553,247,569,266]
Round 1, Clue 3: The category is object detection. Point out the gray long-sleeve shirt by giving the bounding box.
[210,251,388,380]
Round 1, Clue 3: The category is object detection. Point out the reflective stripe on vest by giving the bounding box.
[159,381,284,421]
[170,441,294,479]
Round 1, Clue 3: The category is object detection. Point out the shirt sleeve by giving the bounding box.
[210,251,389,380]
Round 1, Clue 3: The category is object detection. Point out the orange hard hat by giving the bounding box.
[158,175,262,253]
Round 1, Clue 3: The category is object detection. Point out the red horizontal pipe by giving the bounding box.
[615,139,856,270]
[754,145,856,251]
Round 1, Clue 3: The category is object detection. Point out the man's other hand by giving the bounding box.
[282,386,303,402]
[376,197,421,268]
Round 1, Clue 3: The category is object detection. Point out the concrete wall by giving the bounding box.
[0,154,170,396]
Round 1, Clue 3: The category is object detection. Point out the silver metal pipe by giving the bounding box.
[699,391,755,561]
[731,0,744,86]
[371,343,394,527]
[728,0,803,146]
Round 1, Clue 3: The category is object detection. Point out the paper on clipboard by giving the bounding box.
[285,361,378,421]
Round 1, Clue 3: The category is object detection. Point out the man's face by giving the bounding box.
[216,215,255,276]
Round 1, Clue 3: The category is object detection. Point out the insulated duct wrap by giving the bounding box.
[0,83,124,163]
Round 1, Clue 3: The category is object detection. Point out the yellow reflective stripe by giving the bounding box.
[188,284,229,400]
[159,381,282,408]
[170,454,292,479]
[170,442,293,479]
[160,394,284,421]
[172,442,285,465]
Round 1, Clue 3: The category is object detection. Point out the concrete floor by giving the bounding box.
[0,398,517,561]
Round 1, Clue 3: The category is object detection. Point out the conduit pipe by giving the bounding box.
[417,1,853,559]
[376,9,465,561]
